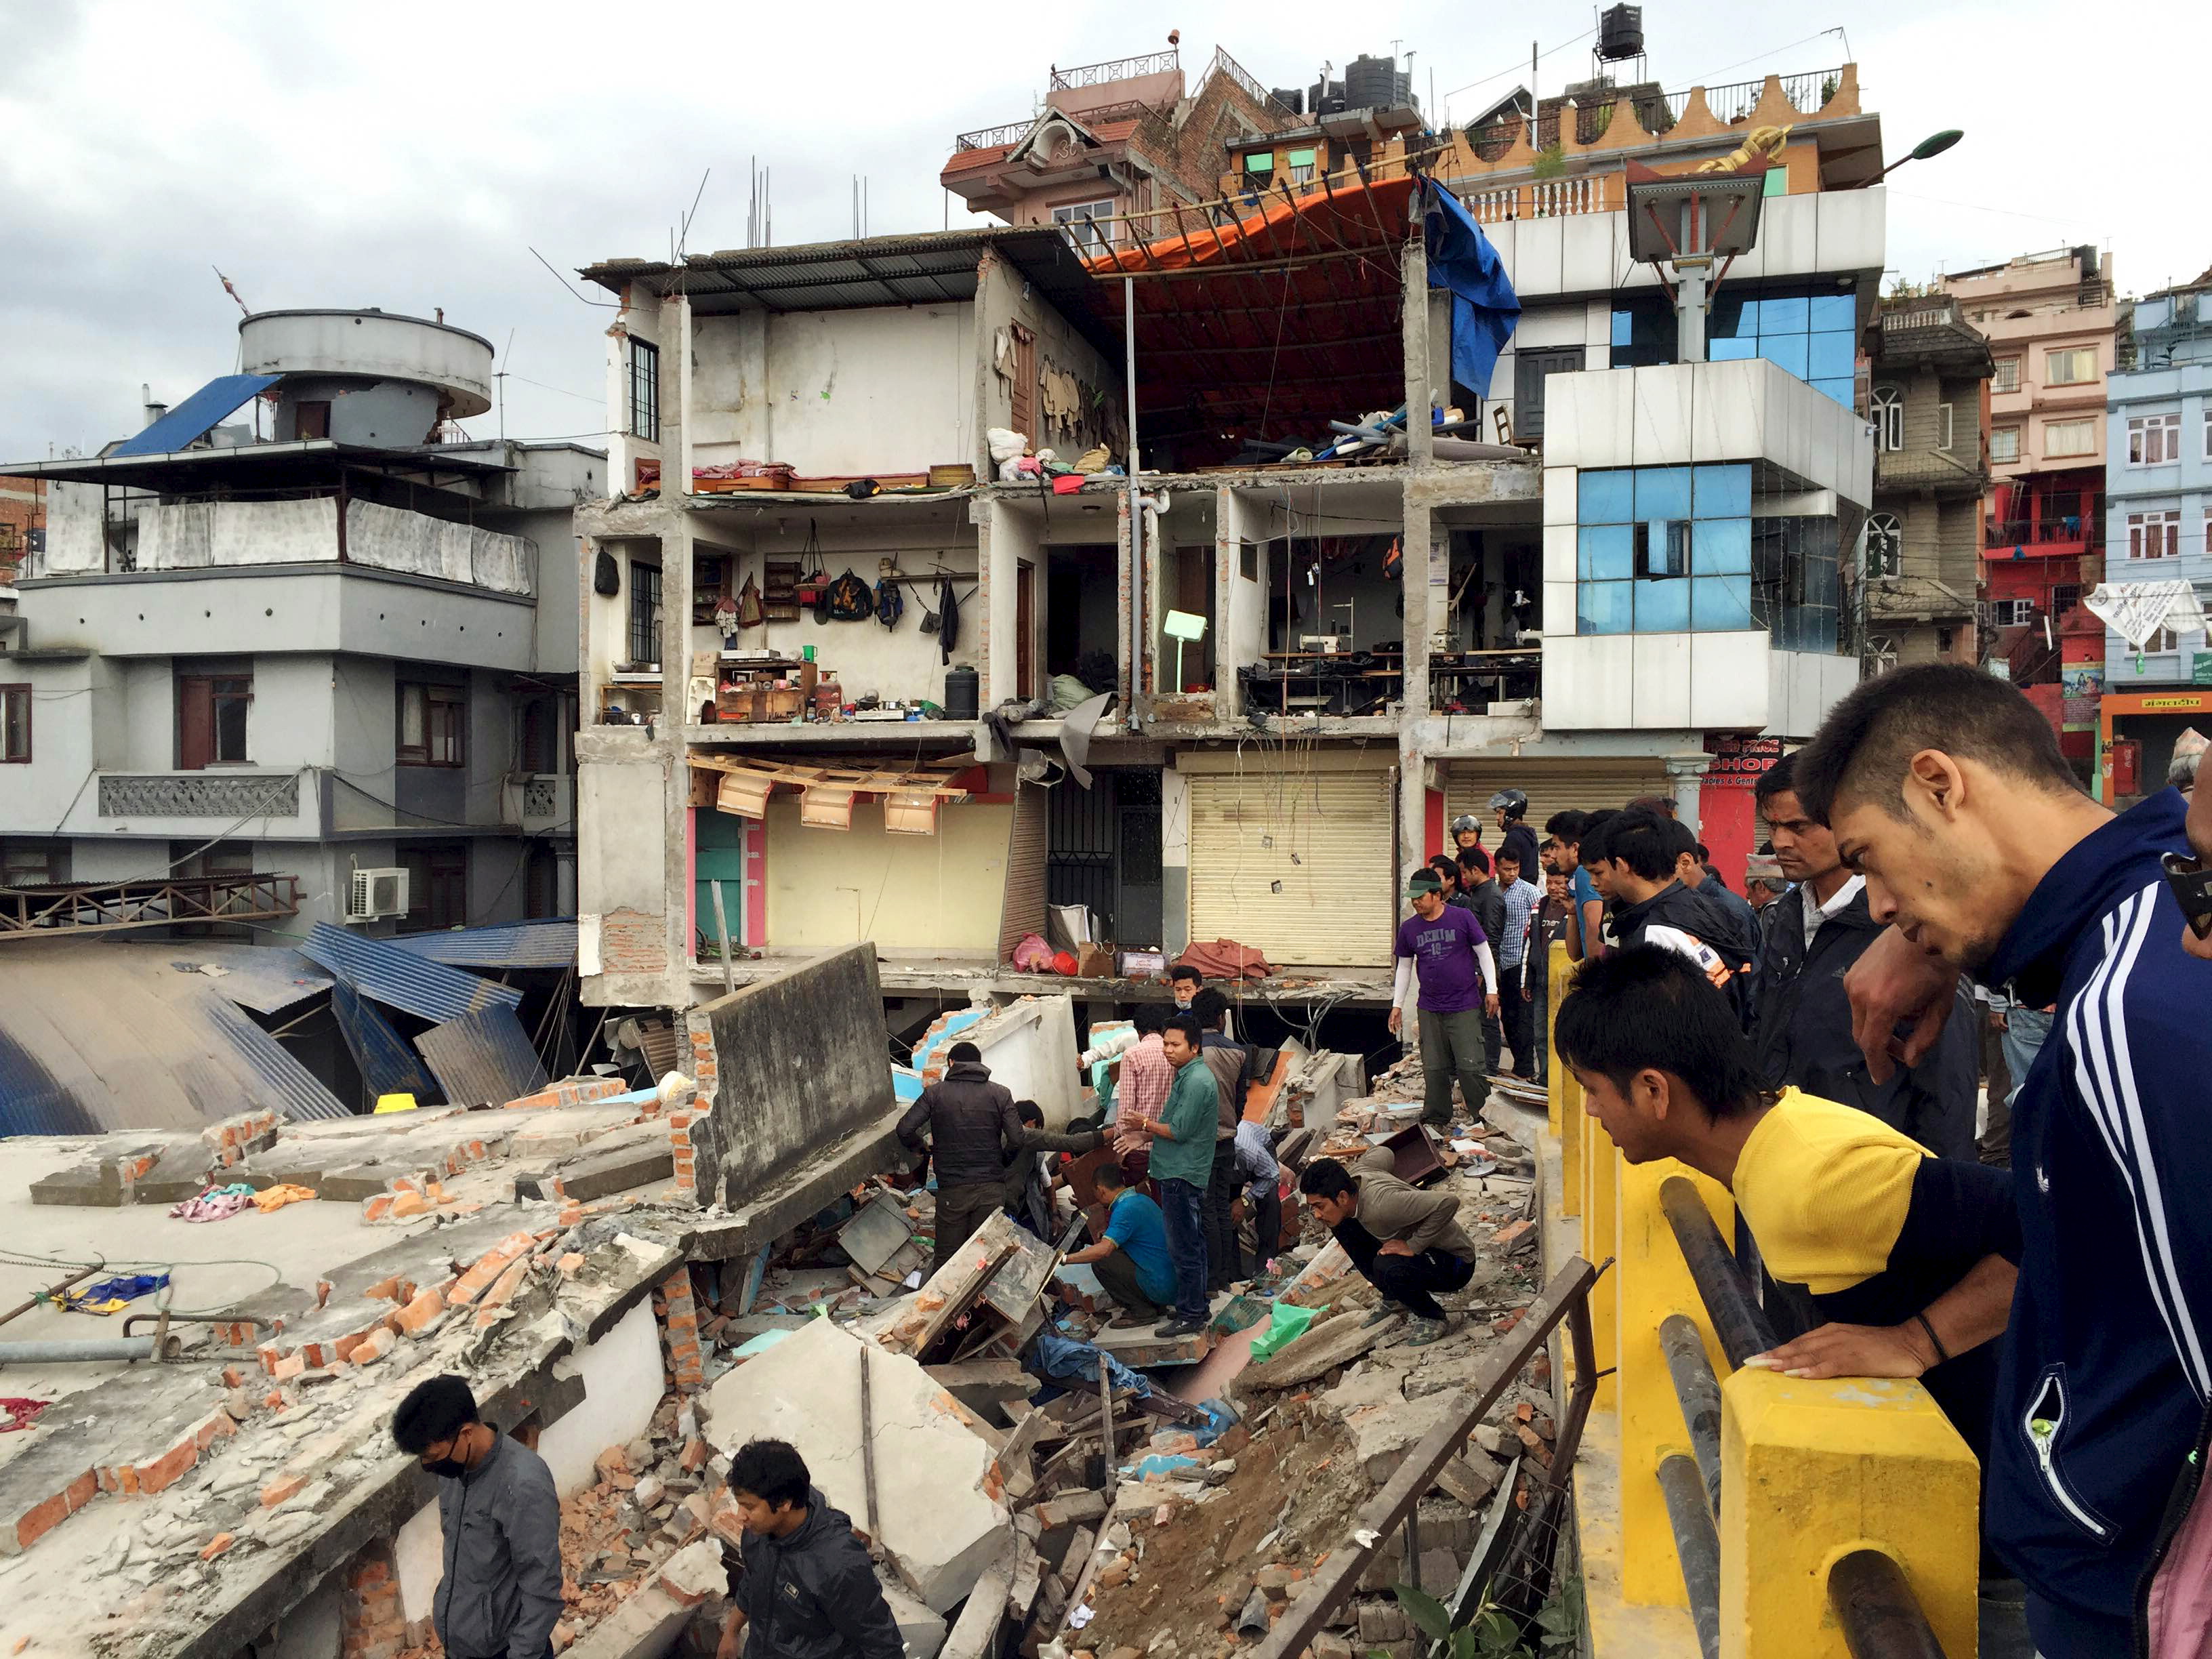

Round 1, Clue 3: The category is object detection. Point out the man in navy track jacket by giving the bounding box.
[1792,663,2212,1658]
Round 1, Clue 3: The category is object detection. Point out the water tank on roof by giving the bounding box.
[238,310,496,441]
[1308,79,1348,117]
[1597,4,1644,62]
[1271,87,1305,115]
[1345,55,1398,110]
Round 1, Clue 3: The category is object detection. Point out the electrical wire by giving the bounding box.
[0,1244,287,1320]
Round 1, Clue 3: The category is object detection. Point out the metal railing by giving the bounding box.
[1199,45,1294,118]
[953,119,1035,152]
[1986,515,2102,548]
[1462,174,1616,223]
[1050,49,1178,91]
[0,872,302,939]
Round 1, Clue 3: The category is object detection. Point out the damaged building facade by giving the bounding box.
[571,49,1883,1027]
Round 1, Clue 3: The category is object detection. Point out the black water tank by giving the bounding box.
[1597,4,1644,61]
[942,664,979,721]
[1308,77,1347,116]
[1345,54,1397,110]
[1270,87,1304,115]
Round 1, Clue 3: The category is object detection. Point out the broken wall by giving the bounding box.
[697,943,897,1205]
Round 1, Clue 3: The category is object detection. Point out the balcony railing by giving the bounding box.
[1198,45,1294,118]
[1050,49,1178,91]
[1462,174,1616,223]
[98,771,304,819]
[954,119,1036,152]
[1875,449,1987,491]
[1469,66,1847,161]
[1879,298,1968,335]
[1986,516,2103,550]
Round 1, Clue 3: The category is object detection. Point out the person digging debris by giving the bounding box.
[897,1040,1023,1279]
[714,1437,903,1659]
[1296,1146,1480,1347]
[1061,1160,1178,1324]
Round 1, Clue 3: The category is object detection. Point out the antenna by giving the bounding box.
[494,329,515,442]
[528,247,617,308]
[677,167,710,260]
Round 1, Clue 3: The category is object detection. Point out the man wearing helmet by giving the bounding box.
[1490,790,1540,882]
[1448,814,1483,856]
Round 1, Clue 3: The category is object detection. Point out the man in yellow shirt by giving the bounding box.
[1552,944,2018,1460]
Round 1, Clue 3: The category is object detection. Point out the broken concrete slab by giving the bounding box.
[1343,1390,1461,1483]
[565,1540,719,1659]
[839,1194,915,1277]
[1240,1309,1401,1391]
[881,1575,949,1659]
[700,1318,1008,1613]
[514,1123,674,1203]
[1319,1364,1405,1416]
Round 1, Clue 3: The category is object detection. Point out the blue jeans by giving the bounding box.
[1155,1176,1210,1324]
[2003,1007,2053,1107]
[2024,1591,2130,1657]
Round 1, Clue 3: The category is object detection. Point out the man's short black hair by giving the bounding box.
[1752,750,1799,809]
[1793,662,2082,826]
[1459,844,1492,876]
[727,1438,811,1510]
[1168,964,1204,986]
[1132,1002,1169,1035]
[1428,854,1460,884]
[1553,947,1765,1118]
[1163,1012,1204,1048]
[1298,1159,1356,1200]
[947,1041,982,1063]
[1094,1160,1128,1191]
[1625,794,1677,819]
[1597,809,1679,882]
[1544,808,1589,844]
[1494,846,1523,871]
[1577,808,1620,864]
[392,1374,478,1454]
[1189,987,1232,1031]
[1015,1100,1044,1127]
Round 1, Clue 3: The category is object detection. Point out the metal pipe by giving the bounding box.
[1660,1176,1777,1369]
[1828,1549,1948,1659]
[1659,1313,1725,1515]
[1123,275,1144,732]
[1655,1455,1722,1659]
[0,1336,163,1365]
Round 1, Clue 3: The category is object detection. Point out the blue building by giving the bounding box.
[2101,274,2212,798]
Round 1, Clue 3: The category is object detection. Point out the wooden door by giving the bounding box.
[1010,328,1038,441]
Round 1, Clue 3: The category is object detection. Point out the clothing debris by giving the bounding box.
[60,1272,171,1315]
[170,1183,259,1223]
[1,1397,49,1433]
[251,1183,319,1213]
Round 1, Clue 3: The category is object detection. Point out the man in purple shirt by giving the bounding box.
[1389,870,1500,1126]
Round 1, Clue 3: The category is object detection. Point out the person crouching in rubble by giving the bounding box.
[1061,1160,1179,1326]
[1296,1147,1481,1348]
[392,1374,562,1659]
[714,1437,903,1659]
[1551,944,2017,1469]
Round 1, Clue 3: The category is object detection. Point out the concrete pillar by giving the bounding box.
[657,291,696,1008]
[1665,752,1711,836]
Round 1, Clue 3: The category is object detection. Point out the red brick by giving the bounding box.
[14,1492,71,1551]
[393,1288,446,1337]
[361,1195,394,1223]
[222,1366,245,1389]
[261,1475,305,1508]
[362,1276,401,1303]
[388,1191,433,1220]
[137,1441,199,1496]
[556,1252,584,1278]
[271,1352,308,1382]
[200,1532,236,1561]
[352,1328,395,1366]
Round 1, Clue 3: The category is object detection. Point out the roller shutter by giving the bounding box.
[1443,758,1673,846]
[998,783,1049,962]
[1187,767,1394,967]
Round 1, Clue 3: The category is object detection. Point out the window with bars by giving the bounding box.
[1990,426,2022,464]
[2129,412,2182,465]
[628,562,663,667]
[0,684,27,763]
[1993,356,2020,393]
[627,339,660,443]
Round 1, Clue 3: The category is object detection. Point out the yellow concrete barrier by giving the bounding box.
[1718,1368,1980,1659]
[1547,941,1581,1217]
[1580,1113,1620,1411]
[1616,1161,1732,1605]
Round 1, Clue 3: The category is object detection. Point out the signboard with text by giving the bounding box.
[1702,733,1783,788]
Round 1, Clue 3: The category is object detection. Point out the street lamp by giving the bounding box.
[1869,129,1965,184]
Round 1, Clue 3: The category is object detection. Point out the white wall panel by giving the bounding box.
[1542,524,1577,584]
[1631,365,1696,465]
[1543,634,1636,726]
[1816,186,1887,276]
[1759,195,1819,280]
[1561,214,1616,294]
[1689,359,1767,462]
[1542,579,1578,636]
[1688,631,1774,728]
[1543,466,1579,525]
[1515,218,1565,297]
[1632,632,1694,729]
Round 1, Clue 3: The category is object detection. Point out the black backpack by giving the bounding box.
[827,569,874,621]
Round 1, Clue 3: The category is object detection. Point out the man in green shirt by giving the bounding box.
[1123,1012,1219,1336]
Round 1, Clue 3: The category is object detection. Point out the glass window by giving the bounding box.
[1633,466,1692,521]
[1578,581,1634,634]
[2046,347,2097,386]
[1709,295,1751,340]
[1696,516,1753,574]
[0,685,27,763]
[1808,293,1856,332]
[1761,294,1810,333]
[627,340,659,443]
[1990,426,2022,464]
[1634,519,1692,579]
[2045,419,2096,458]
[1993,357,2021,393]
[1708,336,1757,362]
[1580,468,1634,522]
[1691,575,1753,630]
[1693,464,1751,518]
[1811,377,1856,407]
[1758,334,1811,378]
[1635,578,1690,632]
[1871,386,1904,452]
[1578,523,1633,580]
[1807,330,1857,379]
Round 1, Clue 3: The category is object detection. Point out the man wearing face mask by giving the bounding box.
[392,1375,562,1659]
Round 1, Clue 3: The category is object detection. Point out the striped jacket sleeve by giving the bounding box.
[2066,880,2212,1402]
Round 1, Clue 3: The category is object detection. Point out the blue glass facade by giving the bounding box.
[1611,283,1858,409]
[1574,463,1840,650]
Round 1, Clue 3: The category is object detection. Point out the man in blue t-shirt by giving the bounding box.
[1391,870,1500,1126]
[1063,1162,1176,1323]
[1544,808,1612,961]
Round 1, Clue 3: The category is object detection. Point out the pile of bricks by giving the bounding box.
[501,1076,632,1112]
[358,1141,503,1223]
[654,1266,706,1391]
[340,1542,406,1659]
[203,1109,281,1170]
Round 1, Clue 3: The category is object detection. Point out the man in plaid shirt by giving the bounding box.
[1111,1004,1173,1183]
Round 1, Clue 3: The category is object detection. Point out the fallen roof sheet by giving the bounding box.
[108,373,281,457]
[102,939,333,1016]
[0,939,348,1133]
[388,918,578,971]
[415,1004,549,1108]
[300,921,523,1024]
[331,981,440,1103]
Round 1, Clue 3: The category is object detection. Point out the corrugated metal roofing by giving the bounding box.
[0,939,348,1134]
[415,1006,548,1107]
[389,920,578,972]
[102,941,333,1017]
[300,922,523,1025]
[331,983,439,1103]
[108,373,281,457]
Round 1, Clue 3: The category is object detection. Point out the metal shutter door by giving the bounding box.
[1444,759,1673,845]
[998,782,1049,962]
[1187,769,1394,967]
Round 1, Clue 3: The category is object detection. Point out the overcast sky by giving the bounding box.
[1,0,2197,462]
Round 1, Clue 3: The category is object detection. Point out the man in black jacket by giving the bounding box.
[1591,809,1759,1027]
[898,1042,1022,1277]
[1456,846,1510,1073]
[716,1439,903,1659]
[1750,755,1977,1161]
[1000,1101,1103,1240]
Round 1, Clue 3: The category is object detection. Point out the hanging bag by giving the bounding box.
[735,573,765,630]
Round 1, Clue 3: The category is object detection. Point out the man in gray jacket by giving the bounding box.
[899,1042,1023,1277]
[393,1375,562,1659]
[1297,1146,1478,1346]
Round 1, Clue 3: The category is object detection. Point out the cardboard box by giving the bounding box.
[1076,943,1115,979]
[1118,949,1166,977]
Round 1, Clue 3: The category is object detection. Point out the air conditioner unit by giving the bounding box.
[348,867,409,922]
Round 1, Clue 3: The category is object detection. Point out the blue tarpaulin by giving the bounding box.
[1422,184,1520,398]
[109,374,280,457]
